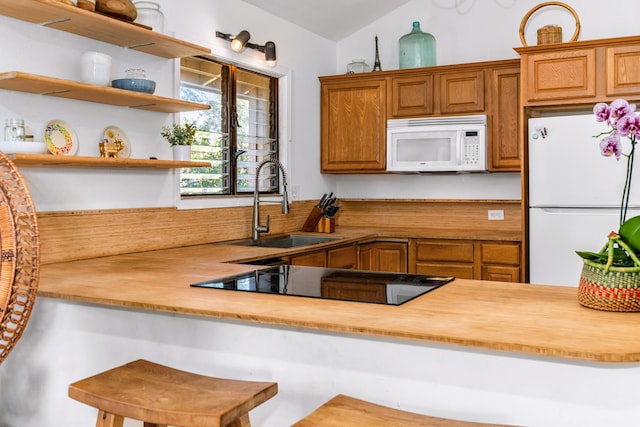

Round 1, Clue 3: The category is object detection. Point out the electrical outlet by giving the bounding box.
[488,210,504,220]
[290,185,300,201]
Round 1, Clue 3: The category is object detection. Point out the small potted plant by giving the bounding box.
[161,122,197,161]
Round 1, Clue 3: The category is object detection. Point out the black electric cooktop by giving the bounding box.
[191,265,454,305]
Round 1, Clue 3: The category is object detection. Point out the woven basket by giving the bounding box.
[519,2,581,47]
[537,25,562,45]
[578,234,640,312]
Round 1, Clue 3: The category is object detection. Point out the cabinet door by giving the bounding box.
[321,78,386,172]
[409,239,521,281]
[389,75,434,118]
[482,265,520,282]
[327,244,357,269]
[606,44,640,97]
[488,67,520,171]
[480,242,521,282]
[358,242,408,272]
[289,250,326,267]
[439,70,484,114]
[409,239,475,278]
[522,48,596,103]
[480,242,520,265]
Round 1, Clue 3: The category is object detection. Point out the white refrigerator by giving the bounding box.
[528,114,640,286]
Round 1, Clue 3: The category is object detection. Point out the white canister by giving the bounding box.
[80,51,112,86]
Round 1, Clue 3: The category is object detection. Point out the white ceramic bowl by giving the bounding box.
[0,141,49,154]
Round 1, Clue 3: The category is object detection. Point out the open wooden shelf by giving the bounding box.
[0,71,210,113]
[8,153,211,169]
[0,0,210,58]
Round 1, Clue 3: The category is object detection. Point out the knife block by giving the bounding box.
[302,207,325,232]
[316,217,335,233]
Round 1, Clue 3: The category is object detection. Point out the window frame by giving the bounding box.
[178,55,281,198]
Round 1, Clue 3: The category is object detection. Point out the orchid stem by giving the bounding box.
[621,138,636,226]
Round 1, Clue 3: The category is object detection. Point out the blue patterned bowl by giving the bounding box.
[111,78,156,94]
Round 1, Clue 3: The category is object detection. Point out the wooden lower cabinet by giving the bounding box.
[327,244,358,269]
[358,241,408,273]
[409,238,521,282]
[409,239,475,278]
[288,250,326,267]
[288,243,357,269]
[480,242,520,282]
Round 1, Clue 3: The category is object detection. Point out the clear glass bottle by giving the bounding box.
[399,21,436,69]
[346,59,370,74]
[4,119,25,142]
[133,1,164,33]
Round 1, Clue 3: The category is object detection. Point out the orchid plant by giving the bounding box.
[593,99,639,226]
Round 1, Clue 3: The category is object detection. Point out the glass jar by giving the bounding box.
[125,68,147,79]
[4,119,25,142]
[399,21,436,69]
[133,1,164,33]
[346,59,370,74]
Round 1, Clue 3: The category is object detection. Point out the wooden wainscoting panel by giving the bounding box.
[38,201,316,264]
[336,200,521,237]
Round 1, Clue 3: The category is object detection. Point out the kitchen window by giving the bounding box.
[179,56,279,196]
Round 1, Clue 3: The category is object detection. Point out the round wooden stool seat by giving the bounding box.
[68,359,278,427]
[292,394,515,427]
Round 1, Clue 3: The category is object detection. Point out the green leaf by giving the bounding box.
[576,250,608,261]
[619,215,640,253]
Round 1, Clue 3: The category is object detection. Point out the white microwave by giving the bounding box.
[386,115,487,173]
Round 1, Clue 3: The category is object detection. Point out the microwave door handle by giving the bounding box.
[456,131,464,165]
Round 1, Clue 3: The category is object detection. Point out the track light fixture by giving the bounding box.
[216,30,277,67]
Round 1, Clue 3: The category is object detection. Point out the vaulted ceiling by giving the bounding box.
[241,0,412,41]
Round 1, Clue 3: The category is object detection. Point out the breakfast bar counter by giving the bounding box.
[4,237,639,427]
[36,241,640,363]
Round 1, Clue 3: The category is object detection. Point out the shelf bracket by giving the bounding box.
[39,17,70,26]
[126,42,155,50]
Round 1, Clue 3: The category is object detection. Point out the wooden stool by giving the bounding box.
[68,359,278,427]
[292,394,515,427]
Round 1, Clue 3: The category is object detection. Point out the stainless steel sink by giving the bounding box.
[227,234,339,249]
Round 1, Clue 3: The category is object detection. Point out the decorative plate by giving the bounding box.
[43,120,78,156]
[102,126,131,158]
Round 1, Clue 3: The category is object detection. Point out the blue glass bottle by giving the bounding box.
[399,21,436,69]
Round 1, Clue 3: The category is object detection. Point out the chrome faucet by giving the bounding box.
[252,158,290,241]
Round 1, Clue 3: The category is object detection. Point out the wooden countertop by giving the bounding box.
[36,231,640,363]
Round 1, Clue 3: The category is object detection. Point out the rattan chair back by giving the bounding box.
[0,151,39,365]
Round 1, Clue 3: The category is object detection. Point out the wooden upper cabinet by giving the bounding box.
[389,75,433,117]
[606,44,640,97]
[488,66,520,171]
[516,35,640,107]
[439,70,485,114]
[320,77,386,173]
[389,68,486,118]
[522,48,596,103]
[319,59,520,173]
